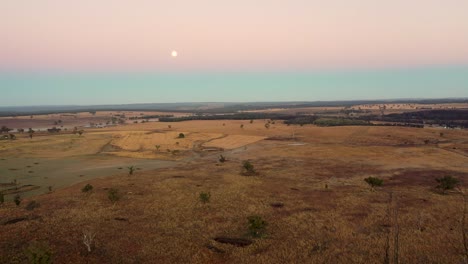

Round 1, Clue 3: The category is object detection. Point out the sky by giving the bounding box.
[1,0,468,105]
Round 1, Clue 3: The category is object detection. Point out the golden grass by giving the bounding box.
[1,120,468,263]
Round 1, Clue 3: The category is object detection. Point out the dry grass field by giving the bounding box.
[1,118,468,263]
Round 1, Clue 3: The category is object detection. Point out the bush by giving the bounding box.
[108,188,121,203]
[25,241,52,264]
[436,176,459,194]
[247,215,268,237]
[178,133,185,138]
[128,166,135,175]
[14,194,21,206]
[199,192,211,203]
[219,155,226,163]
[242,161,257,176]
[82,184,93,193]
[25,201,40,211]
[364,177,384,188]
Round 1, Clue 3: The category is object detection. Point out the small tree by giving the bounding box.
[242,161,257,176]
[26,241,52,264]
[436,176,459,194]
[108,188,120,203]
[83,230,96,253]
[155,145,161,152]
[364,177,383,190]
[178,133,185,139]
[247,215,268,237]
[25,201,40,211]
[240,124,244,129]
[128,166,135,176]
[0,125,11,133]
[250,120,254,124]
[199,192,211,203]
[219,155,227,163]
[78,130,84,136]
[265,123,270,129]
[82,184,94,193]
[14,194,21,206]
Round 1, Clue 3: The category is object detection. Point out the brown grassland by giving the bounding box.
[1,117,468,263]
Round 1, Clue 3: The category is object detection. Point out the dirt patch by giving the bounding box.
[270,202,285,208]
[387,169,468,187]
[214,237,253,247]
[1,185,41,195]
[2,215,41,225]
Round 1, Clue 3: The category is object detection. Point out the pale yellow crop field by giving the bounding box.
[203,134,266,149]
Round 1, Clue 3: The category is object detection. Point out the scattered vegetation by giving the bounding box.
[83,230,96,253]
[14,194,21,206]
[178,133,185,138]
[199,192,211,203]
[25,200,40,211]
[247,215,268,237]
[219,155,227,163]
[315,118,369,127]
[107,188,121,203]
[436,176,460,194]
[81,184,94,193]
[128,166,135,176]
[25,241,52,264]
[242,160,257,176]
[155,145,161,152]
[364,177,384,189]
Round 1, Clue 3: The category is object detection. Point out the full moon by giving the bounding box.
[171,51,178,57]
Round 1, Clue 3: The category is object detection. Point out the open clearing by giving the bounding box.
[1,118,468,263]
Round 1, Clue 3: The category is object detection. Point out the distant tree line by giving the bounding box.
[129,115,174,120]
[362,110,468,128]
[159,113,298,122]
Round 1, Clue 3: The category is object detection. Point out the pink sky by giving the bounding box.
[1,0,468,71]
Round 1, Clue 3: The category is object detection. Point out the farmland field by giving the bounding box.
[1,112,468,263]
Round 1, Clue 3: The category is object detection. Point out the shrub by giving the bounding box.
[219,155,226,163]
[82,184,93,193]
[242,161,257,175]
[14,195,21,206]
[199,192,211,203]
[436,176,459,194]
[108,188,121,203]
[25,201,40,211]
[25,241,52,264]
[128,166,135,175]
[364,177,384,188]
[247,215,268,237]
[178,133,185,138]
